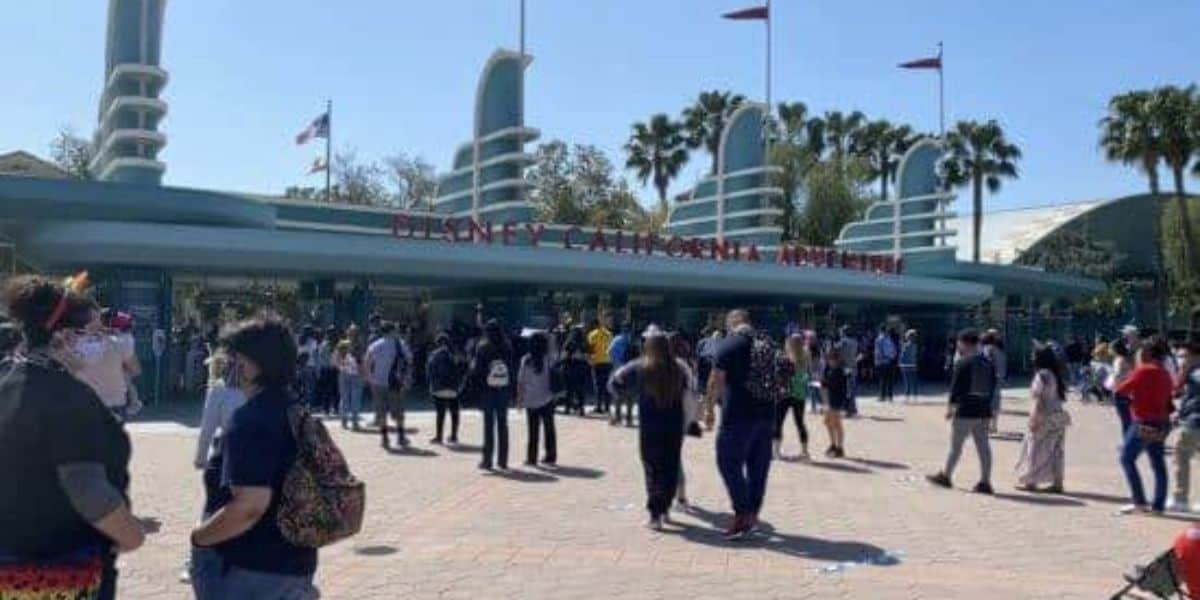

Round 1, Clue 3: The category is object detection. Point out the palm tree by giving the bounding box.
[1148,85,1199,273]
[681,91,745,175]
[822,110,866,164]
[940,120,1023,263]
[1099,90,1162,195]
[777,101,826,157]
[625,114,689,214]
[850,120,919,202]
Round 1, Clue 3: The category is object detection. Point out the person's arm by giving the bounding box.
[194,387,222,469]
[57,463,147,553]
[191,486,271,547]
[608,360,637,398]
[192,418,280,547]
[1115,366,1142,398]
[947,359,969,418]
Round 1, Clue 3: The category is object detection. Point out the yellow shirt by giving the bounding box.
[587,328,613,365]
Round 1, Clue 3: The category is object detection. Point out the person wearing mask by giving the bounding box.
[707,310,778,541]
[463,320,514,471]
[517,332,557,466]
[103,310,143,418]
[835,326,860,417]
[982,330,1008,434]
[0,275,156,599]
[894,329,917,402]
[774,334,811,460]
[610,326,691,530]
[1114,337,1175,515]
[1169,336,1200,513]
[190,317,318,598]
[587,316,615,415]
[335,339,364,430]
[875,326,898,403]
[364,322,411,449]
[427,332,463,445]
[927,329,998,495]
[1014,346,1071,493]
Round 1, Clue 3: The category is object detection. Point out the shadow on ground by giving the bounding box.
[672,505,894,564]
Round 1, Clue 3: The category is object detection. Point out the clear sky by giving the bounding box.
[4,0,1197,214]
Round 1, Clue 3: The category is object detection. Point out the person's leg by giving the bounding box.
[496,396,509,468]
[716,423,751,516]
[641,433,669,519]
[338,374,349,428]
[392,390,408,444]
[595,364,612,413]
[481,400,495,468]
[772,401,787,457]
[970,418,993,484]
[221,568,318,600]
[746,420,774,518]
[676,463,688,504]
[1148,438,1169,512]
[349,380,362,429]
[793,398,809,452]
[833,412,845,450]
[188,547,224,600]
[1115,396,1133,436]
[543,404,557,463]
[449,397,461,442]
[1119,426,1149,506]
[526,408,540,465]
[878,364,889,401]
[943,418,972,478]
[1174,427,1199,506]
[823,412,837,451]
[434,398,447,442]
[846,373,858,416]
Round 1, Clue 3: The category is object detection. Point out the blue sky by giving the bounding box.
[4,0,1198,214]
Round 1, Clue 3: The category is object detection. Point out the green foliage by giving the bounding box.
[682,91,745,175]
[332,149,389,206]
[383,152,437,210]
[797,159,871,246]
[939,120,1023,263]
[49,127,93,179]
[1099,90,1162,194]
[1015,229,1121,279]
[624,114,689,213]
[528,140,647,229]
[1162,198,1200,313]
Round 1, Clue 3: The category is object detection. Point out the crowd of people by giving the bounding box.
[3,269,1200,598]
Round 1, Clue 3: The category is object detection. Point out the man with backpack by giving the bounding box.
[462,319,514,471]
[364,322,412,450]
[927,329,998,495]
[707,309,778,541]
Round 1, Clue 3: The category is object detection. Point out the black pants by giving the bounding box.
[481,391,509,468]
[434,396,461,441]
[563,389,586,416]
[592,363,613,412]
[774,397,808,445]
[640,429,684,519]
[614,390,636,425]
[318,367,339,413]
[526,404,557,464]
[879,362,896,401]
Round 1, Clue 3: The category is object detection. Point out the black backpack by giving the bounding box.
[388,340,410,392]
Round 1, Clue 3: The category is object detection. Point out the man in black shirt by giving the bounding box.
[927,329,997,495]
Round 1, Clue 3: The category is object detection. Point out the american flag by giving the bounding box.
[295,112,330,145]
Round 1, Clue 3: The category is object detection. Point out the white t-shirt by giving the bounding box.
[73,333,132,408]
[365,337,398,388]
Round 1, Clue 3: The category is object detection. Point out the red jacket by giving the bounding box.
[1116,362,1174,423]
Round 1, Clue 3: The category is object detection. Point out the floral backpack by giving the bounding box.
[277,405,366,548]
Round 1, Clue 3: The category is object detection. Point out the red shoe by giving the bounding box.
[723,514,749,541]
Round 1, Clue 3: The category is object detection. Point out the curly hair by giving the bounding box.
[3,275,94,348]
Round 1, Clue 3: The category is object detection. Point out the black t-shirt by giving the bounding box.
[214,386,317,576]
[0,356,130,558]
[821,365,849,410]
[714,332,773,424]
[948,353,997,419]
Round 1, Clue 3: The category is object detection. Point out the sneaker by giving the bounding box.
[772,441,782,460]
[722,515,749,541]
[430,437,443,445]
[398,436,411,448]
[973,481,994,495]
[645,516,664,531]
[676,497,690,510]
[926,472,952,488]
[824,445,837,458]
[1118,504,1150,515]
[833,446,845,458]
[1167,499,1190,513]
[478,462,493,471]
[542,459,557,467]
[524,460,537,467]
[448,436,459,444]
[1043,485,1064,495]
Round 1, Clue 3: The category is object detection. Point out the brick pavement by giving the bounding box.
[117,388,1189,599]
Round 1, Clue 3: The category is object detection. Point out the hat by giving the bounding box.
[1121,324,1140,337]
[641,324,667,339]
[519,327,546,338]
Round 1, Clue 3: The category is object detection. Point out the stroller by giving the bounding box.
[1110,549,1190,599]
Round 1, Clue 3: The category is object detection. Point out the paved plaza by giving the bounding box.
[118,386,1186,599]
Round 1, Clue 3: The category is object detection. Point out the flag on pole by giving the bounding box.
[295,112,330,145]
[898,56,942,70]
[722,5,769,20]
[307,156,327,174]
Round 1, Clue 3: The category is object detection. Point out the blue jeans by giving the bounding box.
[338,373,363,428]
[844,370,858,416]
[1120,422,1168,511]
[1114,394,1132,437]
[716,418,774,516]
[900,366,918,398]
[480,389,510,468]
[190,547,318,600]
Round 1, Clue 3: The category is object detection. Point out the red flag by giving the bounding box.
[899,56,941,70]
[307,156,327,174]
[722,5,769,20]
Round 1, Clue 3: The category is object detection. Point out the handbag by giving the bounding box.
[1135,423,1169,444]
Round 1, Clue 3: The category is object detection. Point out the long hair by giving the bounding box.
[785,334,809,373]
[526,332,548,374]
[1033,346,1065,401]
[640,335,683,409]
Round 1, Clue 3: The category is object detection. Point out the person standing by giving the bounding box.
[820,349,850,457]
[426,332,463,445]
[71,306,137,422]
[608,322,635,370]
[610,326,690,530]
[774,335,811,460]
[1109,338,1136,437]
[558,339,592,418]
[696,327,724,429]
[587,316,615,415]
[517,332,557,466]
[927,329,998,495]
[899,329,920,402]
[364,323,411,449]
[982,330,1008,433]
[1014,346,1071,493]
[190,317,319,598]
[1168,338,1200,513]
[836,326,860,417]
[335,340,364,430]
[463,320,514,471]
[1115,339,1175,515]
[707,310,778,540]
[875,326,898,403]
[316,326,340,414]
[806,333,825,414]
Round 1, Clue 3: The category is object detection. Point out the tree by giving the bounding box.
[821,110,866,163]
[383,152,437,210]
[49,126,94,179]
[1162,197,1200,314]
[1016,229,1121,280]
[283,186,322,201]
[939,120,1023,263]
[1100,90,1162,195]
[624,114,689,214]
[797,160,871,246]
[682,90,745,175]
[332,150,388,206]
[851,120,919,202]
[528,140,645,228]
[1147,85,1199,274]
[769,102,824,241]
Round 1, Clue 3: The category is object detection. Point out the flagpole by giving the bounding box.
[324,99,332,203]
[519,0,526,57]
[937,41,945,138]
[765,0,772,117]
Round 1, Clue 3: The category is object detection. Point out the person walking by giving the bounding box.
[517,332,557,466]
[820,349,850,457]
[927,329,998,495]
[667,331,702,509]
[836,326,860,417]
[1168,337,1200,513]
[1015,346,1071,493]
[982,330,1008,433]
[0,275,156,600]
[875,326,898,403]
[1109,338,1136,437]
[427,332,464,445]
[587,316,615,415]
[707,310,778,540]
[1115,338,1175,515]
[190,317,319,598]
[774,334,811,460]
[899,329,920,402]
[610,326,691,530]
[364,323,412,449]
[463,320,514,471]
[335,339,364,430]
[806,332,825,414]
